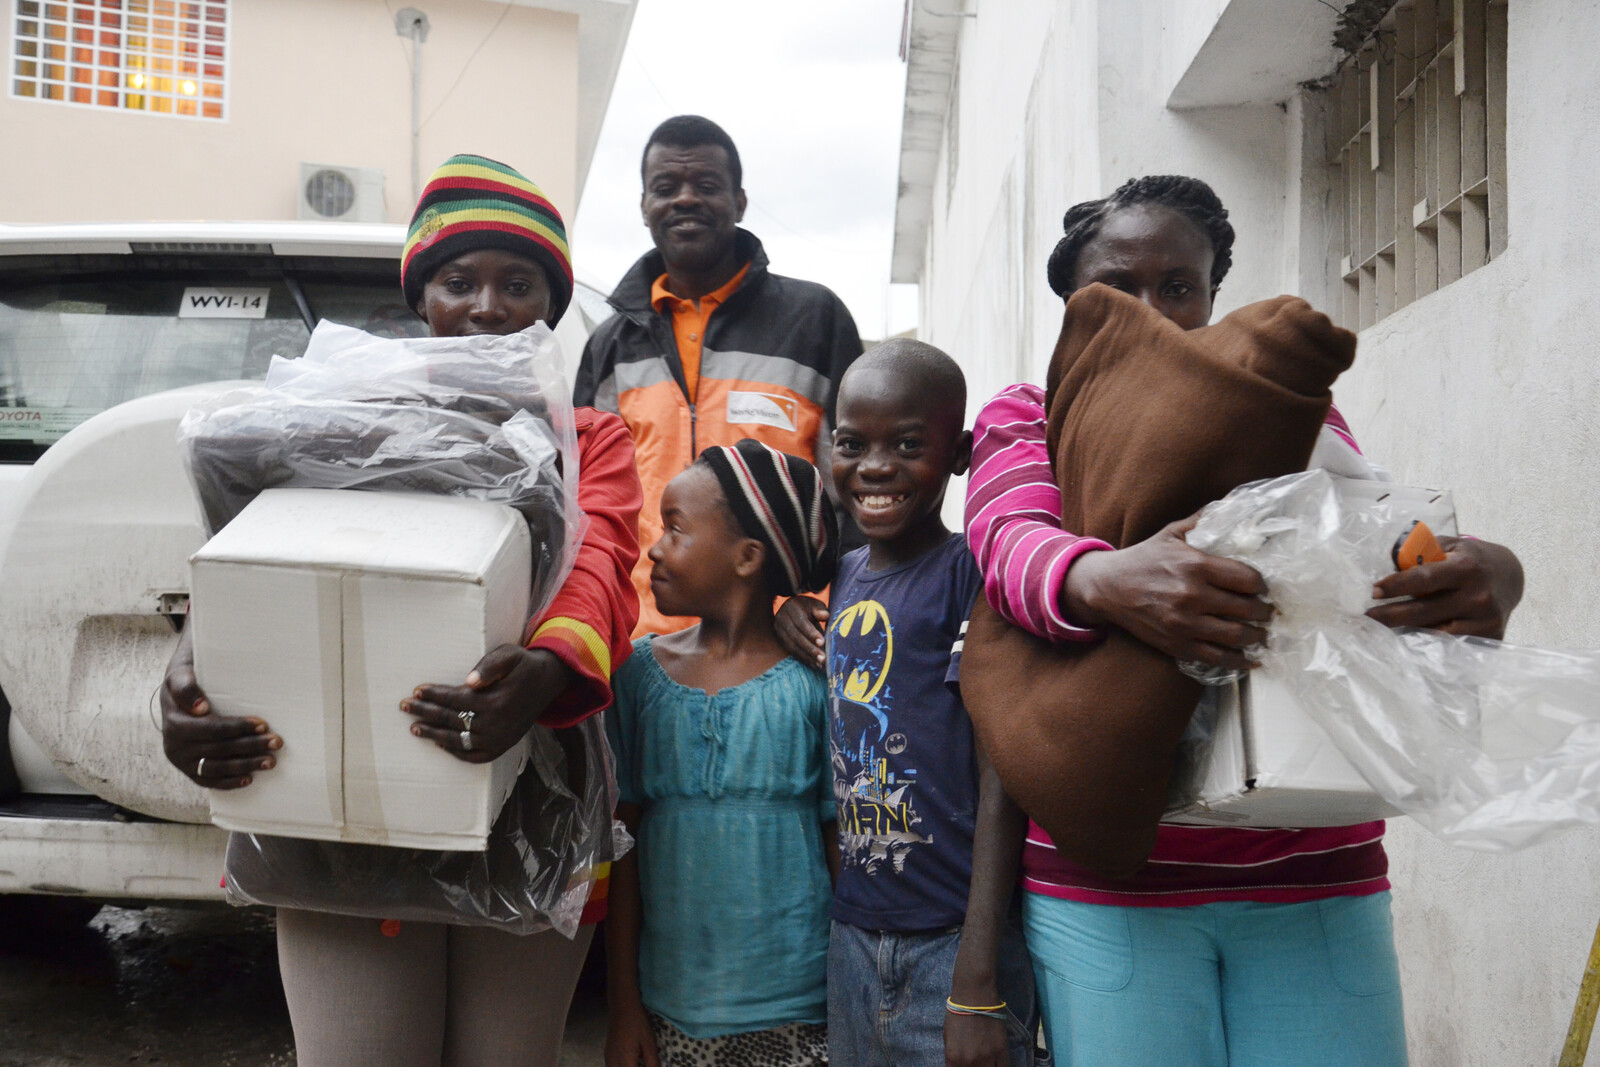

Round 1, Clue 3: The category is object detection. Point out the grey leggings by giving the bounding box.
[276,908,595,1067]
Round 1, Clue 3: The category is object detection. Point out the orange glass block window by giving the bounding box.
[11,0,227,120]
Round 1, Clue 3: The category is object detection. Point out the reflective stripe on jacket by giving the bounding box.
[574,230,862,636]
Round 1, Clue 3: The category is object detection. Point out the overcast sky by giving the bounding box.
[570,0,918,341]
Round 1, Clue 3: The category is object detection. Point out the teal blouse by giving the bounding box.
[606,636,835,1038]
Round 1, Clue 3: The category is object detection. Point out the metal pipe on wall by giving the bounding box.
[394,8,431,206]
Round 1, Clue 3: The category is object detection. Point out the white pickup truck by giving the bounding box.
[0,221,606,925]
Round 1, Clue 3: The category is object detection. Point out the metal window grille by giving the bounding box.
[1325,0,1507,330]
[11,0,228,120]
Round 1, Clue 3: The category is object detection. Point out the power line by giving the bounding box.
[419,0,516,131]
[629,51,676,113]
[744,199,888,257]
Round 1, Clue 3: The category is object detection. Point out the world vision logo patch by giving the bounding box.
[412,207,445,245]
[726,390,797,432]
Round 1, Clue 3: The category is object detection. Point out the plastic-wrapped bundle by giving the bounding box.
[179,321,583,622]
[1188,469,1600,852]
[182,320,611,931]
[222,715,629,937]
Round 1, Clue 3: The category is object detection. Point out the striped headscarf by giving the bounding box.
[698,439,838,598]
[401,154,573,325]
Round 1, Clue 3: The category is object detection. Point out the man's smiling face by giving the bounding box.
[640,142,747,276]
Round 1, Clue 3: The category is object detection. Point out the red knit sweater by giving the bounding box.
[525,408,643,726]
[522,408,642,924]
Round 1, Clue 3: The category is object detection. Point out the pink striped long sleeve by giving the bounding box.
[965,385,1364,644]
[964,383,1111,641]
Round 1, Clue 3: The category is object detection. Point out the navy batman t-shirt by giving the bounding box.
[826,532,982,931]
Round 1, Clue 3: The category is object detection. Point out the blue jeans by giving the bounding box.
[1022,891,1408,1067]
[827,916,1043,1067]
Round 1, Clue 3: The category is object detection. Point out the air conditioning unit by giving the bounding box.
[297,163,386,223]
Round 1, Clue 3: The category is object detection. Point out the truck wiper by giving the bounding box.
[282,271,317,333]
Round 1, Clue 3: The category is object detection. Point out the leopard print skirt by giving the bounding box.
[647,1012,828,1067]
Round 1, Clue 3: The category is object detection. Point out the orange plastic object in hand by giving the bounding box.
[1392,520,1448,571]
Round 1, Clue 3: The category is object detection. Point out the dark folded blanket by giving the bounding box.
[184,400,563,538]
[959,284,1355,876]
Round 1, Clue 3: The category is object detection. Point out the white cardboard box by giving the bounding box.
[192,488,532,850]
[1167,677,1404,827]
[1166,479,1455,828]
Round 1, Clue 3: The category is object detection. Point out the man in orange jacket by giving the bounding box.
[575,115,863,636]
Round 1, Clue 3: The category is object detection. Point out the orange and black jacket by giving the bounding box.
[574,230,863,636]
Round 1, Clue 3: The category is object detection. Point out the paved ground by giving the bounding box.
[0,902,606,1066]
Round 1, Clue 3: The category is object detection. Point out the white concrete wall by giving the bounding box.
[919,0,1293,525]
[1324,4,1600,1064]
[914,1,1600,1062]
[0,0,580,224]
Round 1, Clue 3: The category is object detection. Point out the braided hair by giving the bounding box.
[1045,175,1235,298]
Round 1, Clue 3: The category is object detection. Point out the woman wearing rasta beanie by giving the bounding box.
[400,153,575,327]
[161,154,643,1066]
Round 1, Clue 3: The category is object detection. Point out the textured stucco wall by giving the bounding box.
[1325,3,1600,1063]
[0,0,580,224]
[914,1,1600,1063]
[918,0,1292,529]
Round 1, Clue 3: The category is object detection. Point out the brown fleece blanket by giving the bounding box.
[959,284,1355,876]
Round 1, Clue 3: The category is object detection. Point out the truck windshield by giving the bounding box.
[0,255,426,462]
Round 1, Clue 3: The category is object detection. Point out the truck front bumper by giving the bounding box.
[0,795,226,901]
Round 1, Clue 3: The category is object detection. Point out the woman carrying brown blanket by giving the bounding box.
[959,176,1523,1066]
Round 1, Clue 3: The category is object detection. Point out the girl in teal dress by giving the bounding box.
[604,439,840,1067]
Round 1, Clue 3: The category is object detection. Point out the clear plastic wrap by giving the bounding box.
[222,715,630,937]
[1166,685,1229,811]
[179,321,584,623]
[1187,469,1600,851]
[185,320,615,930]
[1175,425,1390,688]
[1176,656,1253,687]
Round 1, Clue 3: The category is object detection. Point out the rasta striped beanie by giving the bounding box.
[401,154,574,325]
[698,439,838,598]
